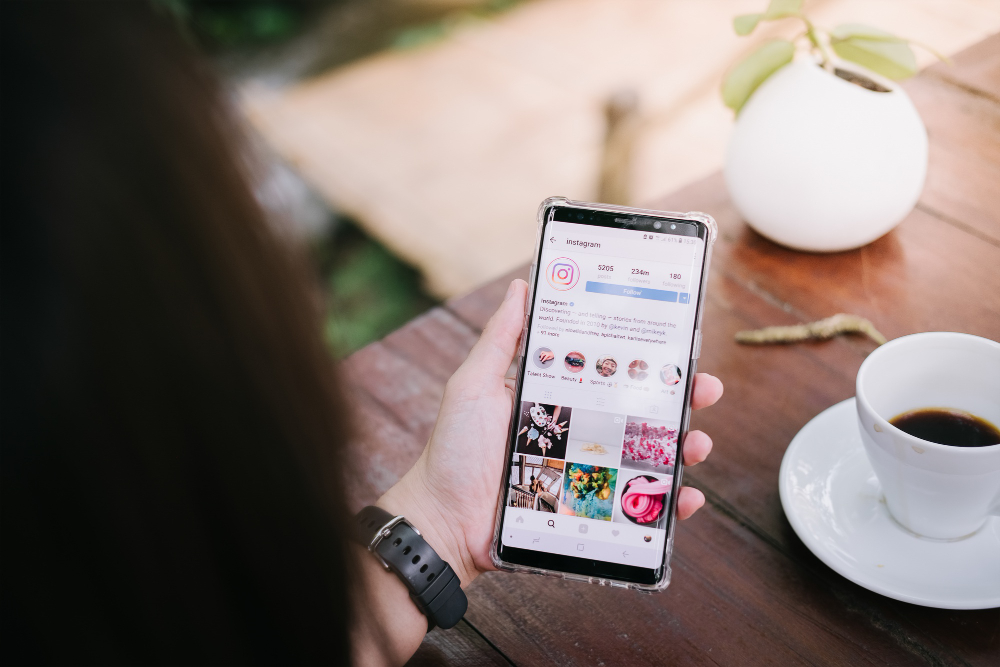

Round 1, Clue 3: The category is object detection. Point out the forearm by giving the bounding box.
[349,542,430,667]
[350,465,479,667]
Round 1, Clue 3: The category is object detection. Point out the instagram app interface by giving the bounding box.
[502,219,706,569]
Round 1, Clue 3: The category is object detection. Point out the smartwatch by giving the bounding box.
[353,505,468,631]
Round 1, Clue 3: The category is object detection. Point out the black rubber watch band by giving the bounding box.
[353,505,468,631]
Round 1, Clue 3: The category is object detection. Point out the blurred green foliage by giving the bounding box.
[392,0,520,51]
[157,0,319,49]
[313,222,438,358]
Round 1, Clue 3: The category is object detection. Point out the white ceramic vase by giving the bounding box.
[724,59,927,252]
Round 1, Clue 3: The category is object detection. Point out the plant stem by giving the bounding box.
[799,14,832,68]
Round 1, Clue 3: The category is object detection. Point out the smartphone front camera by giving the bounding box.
[653,221,662,230]
[577,213,584,220]
[671,224,677,230]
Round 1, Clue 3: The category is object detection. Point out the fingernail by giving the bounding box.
[503,281,516,302]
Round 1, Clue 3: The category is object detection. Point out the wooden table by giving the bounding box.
[342,35,1000,666]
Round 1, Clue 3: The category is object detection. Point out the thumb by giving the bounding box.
[461,279,528,382]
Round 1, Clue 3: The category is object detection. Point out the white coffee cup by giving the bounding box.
[855,332,1000,539]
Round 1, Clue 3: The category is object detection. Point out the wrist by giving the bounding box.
[377,464,479,588]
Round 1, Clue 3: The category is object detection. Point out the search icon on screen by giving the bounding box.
[547,520,555,528]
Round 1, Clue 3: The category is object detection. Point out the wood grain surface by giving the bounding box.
[342,34,1000,666]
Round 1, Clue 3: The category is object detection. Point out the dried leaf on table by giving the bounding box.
[735,313,887,346]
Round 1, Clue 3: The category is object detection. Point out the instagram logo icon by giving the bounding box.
[546,257,580,290]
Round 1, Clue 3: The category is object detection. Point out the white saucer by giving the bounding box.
[779,398,1000,610]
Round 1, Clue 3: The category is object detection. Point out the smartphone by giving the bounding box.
[490,197,716,592]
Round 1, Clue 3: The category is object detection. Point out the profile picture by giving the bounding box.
[627,359,649,380]
[514,401,572,459]
[595,356,618,377]
[546,257,580,290]
[532,347,555,369]
[660,364,682,385]
[564,351,586,373]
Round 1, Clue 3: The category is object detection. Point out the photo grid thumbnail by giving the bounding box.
[508,455,564,513]
[558,462,618,521]
[515,402,572,459]
[612,469,673,531]
[563,408,625,466]
[621,416,679,474]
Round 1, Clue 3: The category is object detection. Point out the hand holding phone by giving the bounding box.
[379,198,720,596]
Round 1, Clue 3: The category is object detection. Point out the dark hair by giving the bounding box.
[1,4,355,664]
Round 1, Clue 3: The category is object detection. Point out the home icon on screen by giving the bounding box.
[515,516,524,524]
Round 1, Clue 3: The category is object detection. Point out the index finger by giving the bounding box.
[691,373,723,411]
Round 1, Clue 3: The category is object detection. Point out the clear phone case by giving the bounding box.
[489,196,718,593]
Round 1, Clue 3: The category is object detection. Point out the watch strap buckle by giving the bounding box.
[367,514,422,570]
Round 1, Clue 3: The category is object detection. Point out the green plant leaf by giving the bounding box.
[732,1,801,37]
[733,13,763,36]
[764,0,803,20]
[830,23,902,42]
[831,26,917,80]
[831,22,951,65]
[722,39,795,114]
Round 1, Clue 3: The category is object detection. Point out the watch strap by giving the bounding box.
[353,505,468,631]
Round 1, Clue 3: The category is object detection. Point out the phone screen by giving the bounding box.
[496,205,708,584]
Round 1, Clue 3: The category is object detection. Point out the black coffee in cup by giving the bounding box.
[890,408,1000,448]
